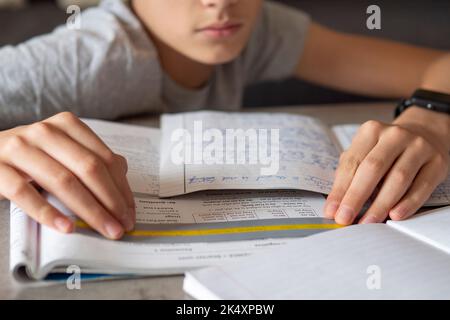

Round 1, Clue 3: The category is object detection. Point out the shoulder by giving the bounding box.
[16,0,159,65]
[52,0,155,51]
[49,0,163,117]
[0,0,164,122]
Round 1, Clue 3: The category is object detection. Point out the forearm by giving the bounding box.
[327,36,447,98]
[296,23,448,98]
[420,53,450,93]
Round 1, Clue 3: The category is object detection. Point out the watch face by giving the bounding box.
[414,89,450,104]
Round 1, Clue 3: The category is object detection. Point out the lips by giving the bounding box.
[196,21,243,39]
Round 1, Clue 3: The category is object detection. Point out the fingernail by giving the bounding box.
[335,205,354,225]
[54,217,73,233]
[390,208,407,220]
[104,221,123,239]
[324,201,339,218]
[359,216,378,224]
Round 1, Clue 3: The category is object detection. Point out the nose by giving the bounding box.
[200,0,238,9]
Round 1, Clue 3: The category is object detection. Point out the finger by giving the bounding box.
[0,163,73,233]
[102,153,135,224]
[0,171,34,201]
[358,138,431,224]
[46,113,136,217]
[335,129,410,225]
[23,122,133,231]
[112,155,136,224]
[389,157,448,220]
[324,121,381,218]
[1,138,124,239]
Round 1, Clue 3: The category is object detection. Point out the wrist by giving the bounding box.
[394,106,450,152]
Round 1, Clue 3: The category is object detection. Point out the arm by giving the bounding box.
[295,22,447,98]
[296,22,450,224]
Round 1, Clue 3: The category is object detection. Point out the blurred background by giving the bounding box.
[1,0,450,108]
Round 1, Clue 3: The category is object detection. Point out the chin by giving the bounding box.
[190,45,244,65]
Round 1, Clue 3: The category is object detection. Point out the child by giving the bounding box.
[0,0,448,239]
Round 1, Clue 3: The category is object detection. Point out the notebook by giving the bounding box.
[184,206,450,299]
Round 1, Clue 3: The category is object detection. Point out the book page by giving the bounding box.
[36,226,304,280]
[160,111,340,196]
[331,124,359,151]
[9,203,39,281]
[23,190,336,280]
[332,124,450,206]
[134,190,327,225]
[426,181,450,206]
[82,119,160,196]
[184,223,450,299]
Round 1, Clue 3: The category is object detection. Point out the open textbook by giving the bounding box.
[184,206,450,299]
[10,119,337,281]
[159,111,450,205]
[9,112,450,281]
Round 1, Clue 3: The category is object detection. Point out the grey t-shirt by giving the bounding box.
[0,0,310,129]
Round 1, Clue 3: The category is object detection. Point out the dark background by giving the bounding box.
[1,0,449,107]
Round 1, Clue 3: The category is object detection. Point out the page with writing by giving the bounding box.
[134,190,327,225]
[82,119,160,196]
[184,221,450,299]
[332,124,450,206]
[160,111,340,197]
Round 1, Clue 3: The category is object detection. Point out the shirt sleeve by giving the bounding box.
[243,1,311,85]
[0,0,162,130]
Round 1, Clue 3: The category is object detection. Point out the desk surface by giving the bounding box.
[0,102,395,299]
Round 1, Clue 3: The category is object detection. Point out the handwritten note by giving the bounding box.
[160,111,340,196]
[83,119,160,195]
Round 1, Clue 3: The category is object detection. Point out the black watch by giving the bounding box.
[395,89,450,118]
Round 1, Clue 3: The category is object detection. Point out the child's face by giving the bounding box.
[134,0,263,65]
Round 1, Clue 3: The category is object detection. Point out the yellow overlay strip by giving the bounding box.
[75,221,342,237]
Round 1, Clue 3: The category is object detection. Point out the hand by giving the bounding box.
[325,108,450,225]
[0,112,135,239]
